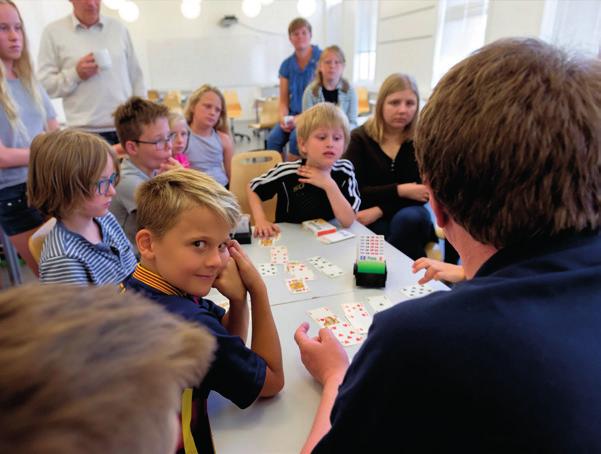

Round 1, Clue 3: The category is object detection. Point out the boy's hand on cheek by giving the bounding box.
[228,240,267,295]
[213,257,247,306]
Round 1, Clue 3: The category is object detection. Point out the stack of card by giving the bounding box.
[308,256,344,278]
[302,219,337,237]
[318,229,356,244]
[357,235,386,273]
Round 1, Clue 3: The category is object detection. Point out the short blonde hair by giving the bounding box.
[295,103,350,157]
[288,17,312,35]
[0,283,215,454]
[365,73,420,144]
[168,111,186,129]
[136,168,241,237]
[27,130,120,219]
[184,84,229,135]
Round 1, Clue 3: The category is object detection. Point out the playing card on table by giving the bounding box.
[341,303,373,333]
[259,233,281,247]
[308,256,344,278]
[401,284,434,299]
[286,278,309,294]
[287,261,314,280]
[258,263,277,277]
[367,295,393,313]
[329,321,365,347]
[308,307,341,328]
[270,245,288,264]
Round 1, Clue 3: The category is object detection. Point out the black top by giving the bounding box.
[314,232,601,453]
[322,87,339,105]
[249,159,361,223]
[343,124,424,219]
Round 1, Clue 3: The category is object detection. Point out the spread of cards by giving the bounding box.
[252,221,438,348]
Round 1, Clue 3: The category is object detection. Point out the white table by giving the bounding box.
[207,222,448,453]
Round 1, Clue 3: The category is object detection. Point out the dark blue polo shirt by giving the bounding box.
[315,232,601,452]
[123,264,267,453]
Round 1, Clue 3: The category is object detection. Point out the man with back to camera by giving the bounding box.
[38,0,145,145]
[295,38,601,452]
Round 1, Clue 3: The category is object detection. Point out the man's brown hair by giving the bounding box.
[288,17,312,35]
[113,96,170,149]
[27,129,120,219]
[415,38,601,248]
[0,283,215,454]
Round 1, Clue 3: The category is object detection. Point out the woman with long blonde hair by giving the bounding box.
[0,0,59,274]
[343,73,434,260]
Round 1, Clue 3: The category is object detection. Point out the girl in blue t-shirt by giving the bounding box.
[0,0,59,275]
[184,84,233,187]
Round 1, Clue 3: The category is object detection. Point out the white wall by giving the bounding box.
[485,0,545,43]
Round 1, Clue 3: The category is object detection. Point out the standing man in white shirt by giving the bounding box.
[37,0,145,144]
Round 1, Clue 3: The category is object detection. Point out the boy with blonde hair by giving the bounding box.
[111,96,181,248]
[0,283,215,454]
[123,168,284,453]
[27,129,137,284]
[249,103,360,237]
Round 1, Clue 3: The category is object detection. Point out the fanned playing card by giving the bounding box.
[341,303,373,333]
[308,307,342,328]
[308,256,344,278]
[401,284,434,299]
[367,295,393,313]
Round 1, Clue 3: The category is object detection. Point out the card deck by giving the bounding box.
[367,295,393,313]
[341,303,373,333]
[258,263,277,277]
[318,229,356,244]
[308,307,341,328]
[401,284,434,299]
[286,278,309,294]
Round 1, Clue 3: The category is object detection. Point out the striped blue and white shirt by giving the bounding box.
[39,212,137,285]
[250,159,361,224]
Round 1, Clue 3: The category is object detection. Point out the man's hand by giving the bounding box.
[76,53,99,80]
[294,322,349,386]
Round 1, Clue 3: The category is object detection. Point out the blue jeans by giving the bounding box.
[368,205,434,260]
[266,124,299,157]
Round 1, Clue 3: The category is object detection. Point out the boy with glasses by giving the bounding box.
[27,130,137,284]
[112,96,181,249]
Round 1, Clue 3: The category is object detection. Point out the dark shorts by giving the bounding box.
[0,183,44,236]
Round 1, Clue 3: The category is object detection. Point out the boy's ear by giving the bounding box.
[296,137,305,155]
[124,140,138,156]
[136,228,156,260]
[428,188,449,229]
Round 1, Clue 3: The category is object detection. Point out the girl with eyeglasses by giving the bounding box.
[27,130,136,285]
[0,0,59,275]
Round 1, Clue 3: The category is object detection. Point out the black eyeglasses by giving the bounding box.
[95,172,118,196]
[133,132,176,150]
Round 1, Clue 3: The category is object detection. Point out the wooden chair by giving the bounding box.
[357,86,370,116]
[163,90,183,114]
[147,89,161,102]
[229,151,282,223]
[223,89,251,142]
[28,217,56,265]
[249,97,279,148]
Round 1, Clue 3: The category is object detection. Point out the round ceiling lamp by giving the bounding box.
[181,0,202,19]
[119,1,140,22]
[242,0,262,18]
[297,0,316,17]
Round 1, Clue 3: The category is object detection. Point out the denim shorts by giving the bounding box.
[0,183,44,236]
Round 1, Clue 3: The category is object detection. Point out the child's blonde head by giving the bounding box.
[135,168,240,238]
[311,45,350,96]
[27,130,119,219]
[168,111,186,129]
[295,103,350,157]
[184,84,229,135]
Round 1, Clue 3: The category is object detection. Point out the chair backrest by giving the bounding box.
[28,217,57,264]
[230,151,282,223]
[259,97,279,129]
[357,86,370,115]
[223,89,242,120]
[147,89,160,102]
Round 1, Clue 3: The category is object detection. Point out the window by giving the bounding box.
[431,0,489,88]
[353,0,378,83]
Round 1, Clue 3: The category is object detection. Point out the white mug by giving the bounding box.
[93,48,112,70]
[284,115,294,127]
